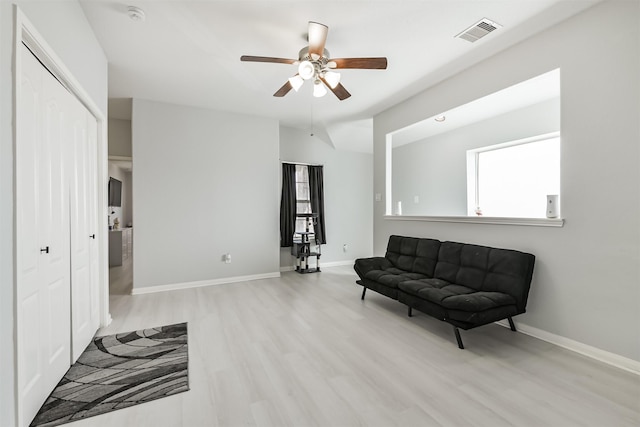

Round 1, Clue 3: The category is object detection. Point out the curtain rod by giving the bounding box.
[280,160,324,167]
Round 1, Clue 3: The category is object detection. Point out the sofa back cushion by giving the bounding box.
[434,241,535,310]
[484,248,536,311]
[385,235,440,277]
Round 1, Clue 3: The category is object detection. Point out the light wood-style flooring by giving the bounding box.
[86,263,640,426]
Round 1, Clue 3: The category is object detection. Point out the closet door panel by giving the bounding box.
[17,61,40,287]
[47,277,69,361]
[69,96,95,362]
[18,45,46,420]
[17,44,71,425]
[40,57,72,394]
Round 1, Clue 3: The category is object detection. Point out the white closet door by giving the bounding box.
[17,44,72,424]
[69,95,99,362]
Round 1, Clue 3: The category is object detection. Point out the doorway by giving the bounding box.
[108,156,133,295]
[107,100,134,296]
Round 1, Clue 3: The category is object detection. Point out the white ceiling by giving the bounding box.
[80,1,598,152]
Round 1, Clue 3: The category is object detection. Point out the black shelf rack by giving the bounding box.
[291,213,321,274]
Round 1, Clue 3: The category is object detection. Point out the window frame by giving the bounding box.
[294,164,314,234]
[466,131,561,219]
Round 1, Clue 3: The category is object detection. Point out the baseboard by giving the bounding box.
[322,260,355,268]
[131,272,281,295]
[279,260,354,272]
[496,320,640,375]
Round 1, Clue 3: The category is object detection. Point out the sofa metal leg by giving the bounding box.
[361,287,367,300]
[453,327,464,349]
[408,306,412,317]
[508,317,517,332]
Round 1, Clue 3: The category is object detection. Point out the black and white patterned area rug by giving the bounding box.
[30,323,189,427]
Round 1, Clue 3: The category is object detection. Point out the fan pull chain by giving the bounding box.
[310,101,314,137]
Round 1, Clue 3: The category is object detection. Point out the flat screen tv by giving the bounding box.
[108,177,122,207]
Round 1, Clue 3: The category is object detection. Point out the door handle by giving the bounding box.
[90,234,96,239]
[40,246,49,254]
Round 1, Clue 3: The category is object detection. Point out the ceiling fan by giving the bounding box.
[241,21,387,101]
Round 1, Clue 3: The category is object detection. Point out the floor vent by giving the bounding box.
[456,18,502,42]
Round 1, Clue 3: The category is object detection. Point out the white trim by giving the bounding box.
[130,272,282,295]
[322,260,354,268]
[280,160,323,167]
[279,260,354,272]
[470,131,560,154]
[108,155,132,161]
[496,320,640,375]
[466,150,479,213]
[13,11,21,425]
[385,134,393,215]
[385,215,564,227]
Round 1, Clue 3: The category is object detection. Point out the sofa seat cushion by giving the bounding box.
[363,268,428,289]
[399,279,516,312]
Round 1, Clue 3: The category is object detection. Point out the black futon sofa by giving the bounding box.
[354,235,535,349]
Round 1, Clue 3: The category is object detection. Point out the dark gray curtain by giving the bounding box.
[280,163,296,247]
[308,165,326,244]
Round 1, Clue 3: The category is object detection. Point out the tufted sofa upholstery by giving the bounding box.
[354,235,535,348]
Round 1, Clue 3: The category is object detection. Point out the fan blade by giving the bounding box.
[241,55,297,64]
[308,21,328,57]
[273,80,293,97]
[328,82,352,101]
[331,57,388,69]
[319,76,351,101]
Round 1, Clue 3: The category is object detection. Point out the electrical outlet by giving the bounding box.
[375,193,382,202]
[223,253,231,263]
[414,195,419,203]
[343,244,348,252]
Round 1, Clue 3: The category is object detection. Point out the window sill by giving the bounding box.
[383,215,564,227]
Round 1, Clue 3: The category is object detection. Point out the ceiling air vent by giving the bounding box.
[456,18,502,43]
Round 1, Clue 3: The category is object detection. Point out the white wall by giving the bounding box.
[0,2,107,425]
[108,118,132,157]
[279,127,374,269]
[132,99,280,289]
[374,0,639,363]
[393,98,560,216]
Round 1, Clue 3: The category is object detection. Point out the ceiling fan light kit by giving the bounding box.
[313,80,327,98]
[324,71,341,89]
[241,21,387,101]
[298,60,315,80]
[288,75,304,92]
